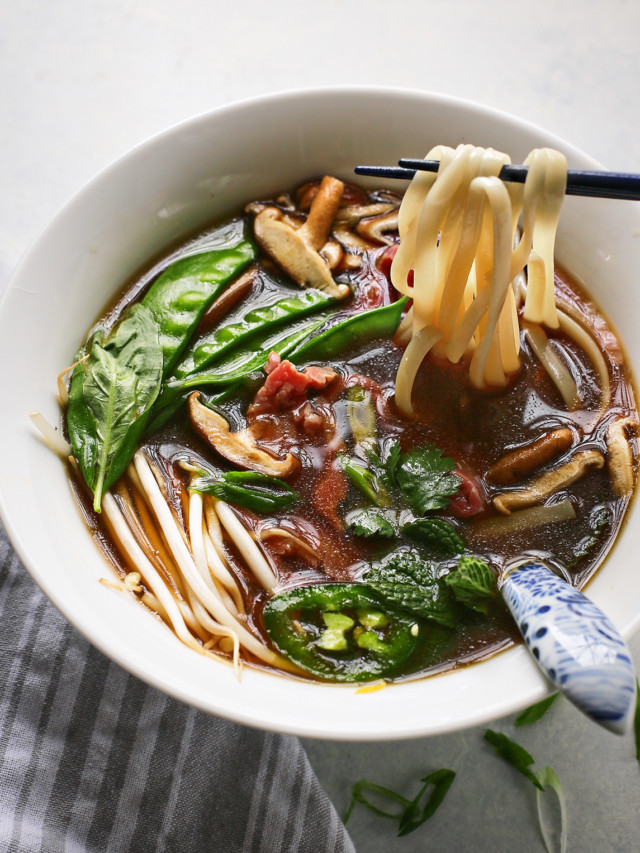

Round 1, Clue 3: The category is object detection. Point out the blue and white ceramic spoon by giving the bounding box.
[499,559,636,734]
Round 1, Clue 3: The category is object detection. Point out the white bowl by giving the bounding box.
[2,88,639,740]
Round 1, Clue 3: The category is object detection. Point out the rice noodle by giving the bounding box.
[556,308,611,412]
[524,324,579,411]
[101,492,204,654]
[29,412,72,457]
[56,355,88,406]
[391,143,567,411]
[214,499,278,592]
[133,451,296,670]
[202,499,245,613]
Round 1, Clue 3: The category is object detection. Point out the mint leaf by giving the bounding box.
[396,446,460,514]
[514,693,559,727]
[403,517,466,555]
[483,730,544,791]
[443,556,497,614]
[364,551,457,627]
[347,509,397,538]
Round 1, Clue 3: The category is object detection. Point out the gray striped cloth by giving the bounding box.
[0,521,355,853]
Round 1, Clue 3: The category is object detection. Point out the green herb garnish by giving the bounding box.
[403,517,466,555]
[67,304,164,512]
[364,551,457,627]
[346,508,397,538]
[190,471,298,513]
[443,556,497,614]
[395,446,461,514]
[515,693,559,727]
[483,729,544,791]
[344,769,456,837]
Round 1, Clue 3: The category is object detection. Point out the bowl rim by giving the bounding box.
[1,85,637,740]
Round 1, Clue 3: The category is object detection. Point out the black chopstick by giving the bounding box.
[353,160,640,201]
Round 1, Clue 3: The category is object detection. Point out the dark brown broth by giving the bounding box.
[71,186,638,681]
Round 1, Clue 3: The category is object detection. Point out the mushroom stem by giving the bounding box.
[298,175,345,250]
[188,391,299,477]
[493,449,605,514]
[486,428,574,486]
[607,417,637,496]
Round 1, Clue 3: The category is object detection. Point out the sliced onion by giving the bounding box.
[472,499,576,537]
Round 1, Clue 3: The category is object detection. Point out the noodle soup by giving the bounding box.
[55,161,637,685]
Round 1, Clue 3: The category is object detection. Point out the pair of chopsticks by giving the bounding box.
[354,159,640,201]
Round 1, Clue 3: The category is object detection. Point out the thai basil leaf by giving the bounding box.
[189,471,298,513]
[443,556,497,614]
[67,304,163,512]
[364,551,457,627]
[148,316,327,429]
[395,446,461,514]
[403,517,466,555]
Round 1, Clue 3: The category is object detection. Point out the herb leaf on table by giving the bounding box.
[515,693,559,727]
[483,729,545,791]
[344,769,456,837]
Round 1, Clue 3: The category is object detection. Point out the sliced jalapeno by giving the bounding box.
[262,583,419,682]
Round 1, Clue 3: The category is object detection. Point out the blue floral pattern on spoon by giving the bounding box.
[500,559,636,734]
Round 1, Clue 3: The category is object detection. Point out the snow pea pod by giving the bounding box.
[146,315,328,431]
[173,288,334,378]
[289,296,408,364]
[142,239,255,373]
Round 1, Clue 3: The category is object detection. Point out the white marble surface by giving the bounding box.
[2,1,640,850]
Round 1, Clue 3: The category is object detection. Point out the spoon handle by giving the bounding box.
[500,560,636,734]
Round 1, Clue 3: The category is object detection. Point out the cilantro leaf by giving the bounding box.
[483,730,544,791]
[347,508,397,538]
[395,446,461,514]
[382,438,401,485]
[403,517,466,555]
[364,551,457,627]
[344,769,456,837]
[443,556,497,614]
[514,693,559,727]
